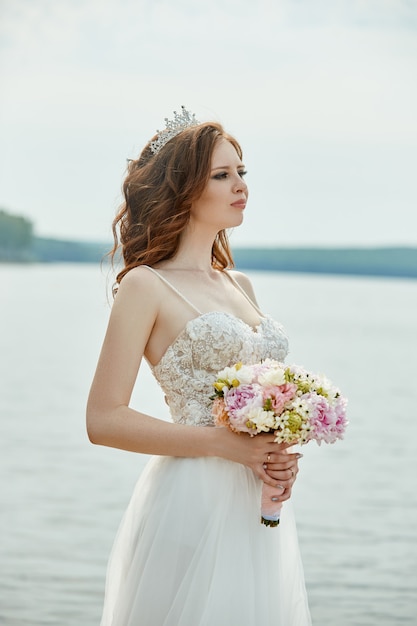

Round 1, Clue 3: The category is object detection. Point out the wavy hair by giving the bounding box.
[110,121,242,284]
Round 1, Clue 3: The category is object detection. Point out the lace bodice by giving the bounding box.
[150,311,289,426]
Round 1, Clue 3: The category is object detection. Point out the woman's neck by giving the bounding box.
[163,233,217,272]
[157,260,219,273]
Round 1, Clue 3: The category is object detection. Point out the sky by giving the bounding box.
[0,0,416,247]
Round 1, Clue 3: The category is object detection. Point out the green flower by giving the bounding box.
[286,411,303,433]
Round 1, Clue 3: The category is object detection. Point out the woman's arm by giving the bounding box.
[86,267,300,491]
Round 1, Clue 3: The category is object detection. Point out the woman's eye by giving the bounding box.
[213,170,247,180]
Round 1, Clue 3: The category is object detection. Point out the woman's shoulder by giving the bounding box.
[227,269,257,300]
[115,265,164,301]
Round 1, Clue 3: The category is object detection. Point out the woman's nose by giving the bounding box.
[234,175,247,194]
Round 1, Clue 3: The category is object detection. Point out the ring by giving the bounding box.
[267,454,271,463]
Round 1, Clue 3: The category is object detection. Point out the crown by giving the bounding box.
[149,106,200,155]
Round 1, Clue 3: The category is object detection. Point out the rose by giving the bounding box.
[262,382,298,414]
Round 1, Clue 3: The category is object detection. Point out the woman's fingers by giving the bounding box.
[224,432,301,490]
[255,463,284,487]
[264,450,302,484]
[266,468,297,486]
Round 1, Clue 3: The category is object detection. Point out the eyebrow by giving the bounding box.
[211,164,246,171]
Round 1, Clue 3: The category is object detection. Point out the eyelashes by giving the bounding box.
[213,170,247,180]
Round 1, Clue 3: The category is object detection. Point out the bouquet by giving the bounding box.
[211,359,348,527]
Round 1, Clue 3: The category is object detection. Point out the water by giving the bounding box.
[1,264,416,626]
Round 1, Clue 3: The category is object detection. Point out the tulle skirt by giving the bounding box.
[100,456,311,626]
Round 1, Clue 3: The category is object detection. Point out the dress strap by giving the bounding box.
[224,270,264,317]
[142,266,203,315]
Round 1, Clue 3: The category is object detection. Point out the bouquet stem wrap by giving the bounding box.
[211,359,348,527]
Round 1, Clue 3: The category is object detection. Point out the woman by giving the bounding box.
[87,107,311,625]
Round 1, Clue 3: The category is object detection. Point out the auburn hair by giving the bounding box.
[110,122,242,284]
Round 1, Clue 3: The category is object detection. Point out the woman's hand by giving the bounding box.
[213,428,302,489]
[262,446,302,502]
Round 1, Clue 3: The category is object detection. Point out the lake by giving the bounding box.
[1,264,416,625]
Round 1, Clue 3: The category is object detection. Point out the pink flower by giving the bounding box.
[262,383,298,414]
[224,384,264,434]
[304,393,347,444]
[333,395,349,435]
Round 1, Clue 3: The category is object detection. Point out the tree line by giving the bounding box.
[1,208,416,278]
[0,209,34,261]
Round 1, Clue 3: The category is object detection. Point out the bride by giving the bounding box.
[87,107,311,625]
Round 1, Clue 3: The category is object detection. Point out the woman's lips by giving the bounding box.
[231,200,246,208]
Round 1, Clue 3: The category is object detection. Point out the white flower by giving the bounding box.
[217,363,253,386]
[234,365,255,385]
[247,408,276,432]
[258,365,286,387]
[291,397,310,418]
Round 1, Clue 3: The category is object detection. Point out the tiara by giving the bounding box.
[149,106,200,155]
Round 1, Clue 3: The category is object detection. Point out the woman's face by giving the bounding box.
[190,138,248,232]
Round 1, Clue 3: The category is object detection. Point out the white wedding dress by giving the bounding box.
[100,269,312,626]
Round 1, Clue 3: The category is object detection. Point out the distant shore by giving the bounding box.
[1,235,416,279]
[233,246,417,279]
[2,208,416,278]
